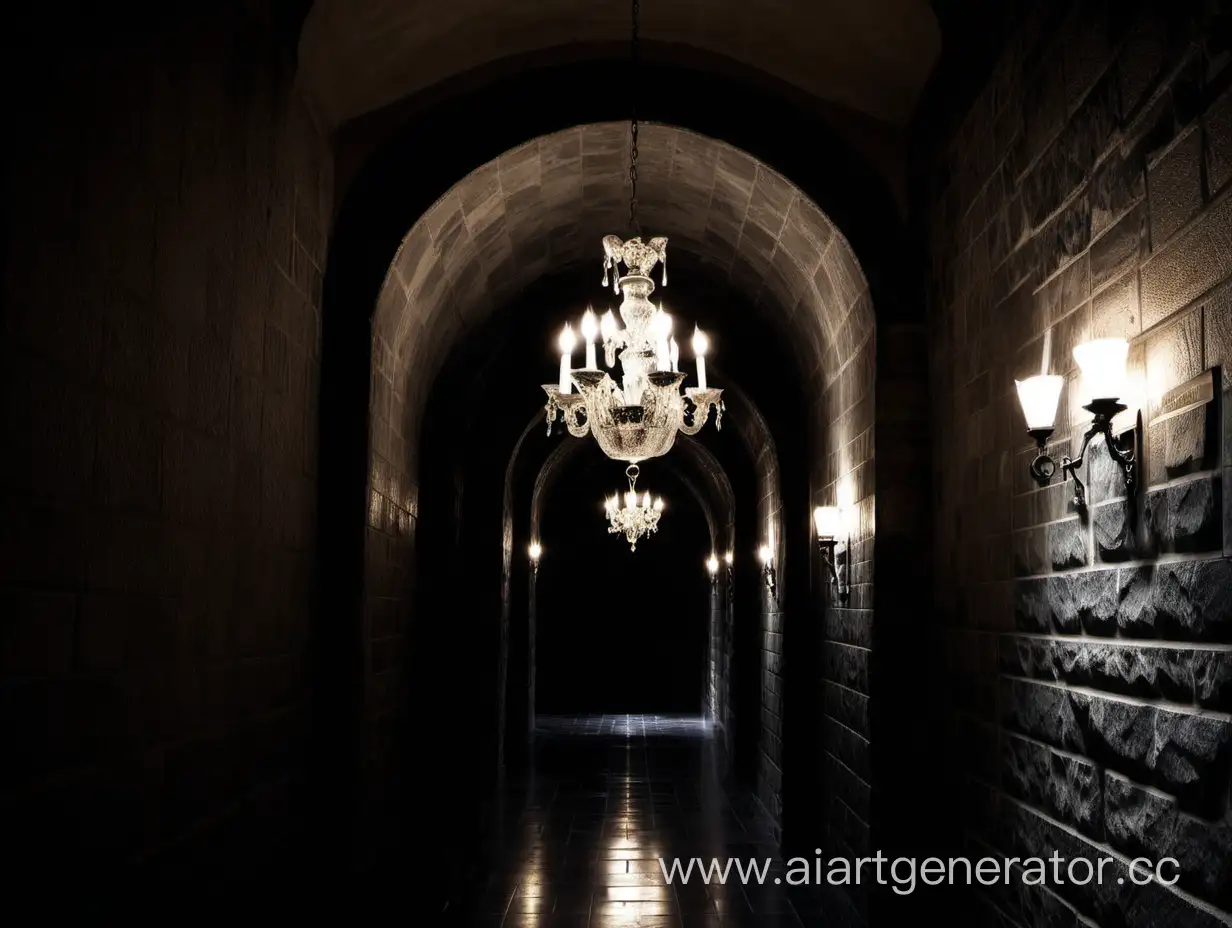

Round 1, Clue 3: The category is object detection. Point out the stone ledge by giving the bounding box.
[1001,678,1232,815]
[1000,635,1232,709]
[1004,802,1232,928]
[1105,771,1232,909]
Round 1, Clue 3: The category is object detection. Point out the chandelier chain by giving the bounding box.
[628,0,640,232]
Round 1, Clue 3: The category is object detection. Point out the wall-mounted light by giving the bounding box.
[706,553,719,588]
[724,550,734,587]
[528,541,542,576]
[812,505,850,602]
[1016,337,1136,509]
[758,543,777,599]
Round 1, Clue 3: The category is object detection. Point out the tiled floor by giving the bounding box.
[439,714,860,926]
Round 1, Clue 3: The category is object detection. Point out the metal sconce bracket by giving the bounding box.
[1028,399,1137,510]
[762,561,777,599]
[816,538,850,602]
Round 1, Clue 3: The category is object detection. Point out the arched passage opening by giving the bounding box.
[504,378,754,742]
[530,443,713,717]
[316,94,931,917]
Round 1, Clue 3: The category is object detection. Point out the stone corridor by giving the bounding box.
[8,2,1232,925]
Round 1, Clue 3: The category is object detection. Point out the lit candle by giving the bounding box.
[581,307,598,369]
[599,310,618,368]
[669,338,679,372]
[692,326,709,390]
[656,310,672,371]
[558,324,576,393]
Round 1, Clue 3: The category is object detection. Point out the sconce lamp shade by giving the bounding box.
[528,542,542,561]
[1015,375,1064,430]
[707,554,719,575]
[1073,338,1129,402]
[813,506,842,540]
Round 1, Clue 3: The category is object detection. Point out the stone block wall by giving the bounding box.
[363,309,419,852]
[815,273,877,895]
[757,444,788,831]
[705,522,736,737]
[0,3,330,889]
[928,0,1232,923]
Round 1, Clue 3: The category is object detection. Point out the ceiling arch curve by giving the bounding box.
[299,0,940,131]
[528,435,735,554]
[374,122,874,458]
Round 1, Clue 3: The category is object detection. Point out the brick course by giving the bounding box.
[0,5,330,886]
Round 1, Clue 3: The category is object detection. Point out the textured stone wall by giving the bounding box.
[0,3,330,887]
[928,0,1232,923]
[363,307,418,847]
[815,275,877,886]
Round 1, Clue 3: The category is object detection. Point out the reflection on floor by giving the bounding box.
[442,714,860,926]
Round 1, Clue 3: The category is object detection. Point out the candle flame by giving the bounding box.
[581,307,598,341]
[692,326,709,356]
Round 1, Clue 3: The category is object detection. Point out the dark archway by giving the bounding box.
[533,451,711,715]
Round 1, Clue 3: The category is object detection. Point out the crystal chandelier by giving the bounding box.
[539,0,723,464]
[604,464,664,551]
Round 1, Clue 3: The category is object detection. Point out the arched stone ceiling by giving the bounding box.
[299,0,941,130]
[376,121,873,429]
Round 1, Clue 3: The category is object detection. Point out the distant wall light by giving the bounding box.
[528,541,542,574]
[1015,337,1136,509]
[758,542,777,598]
[812,505,850,602]
[706,553,719,587]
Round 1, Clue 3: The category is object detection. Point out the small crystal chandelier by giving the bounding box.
[604,464,664,551]
[539,0,722,464]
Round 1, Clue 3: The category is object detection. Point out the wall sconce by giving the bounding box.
[1015,337,1136,509]
[724,550,734,587]
[528,541,542,576]
[758,543,776,599]
[812,506,850,602]
[706,553,719,588]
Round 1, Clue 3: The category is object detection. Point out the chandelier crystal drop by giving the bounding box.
[604,464,664,551]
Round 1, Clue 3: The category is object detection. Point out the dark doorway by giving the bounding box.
[536,450,711,715]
